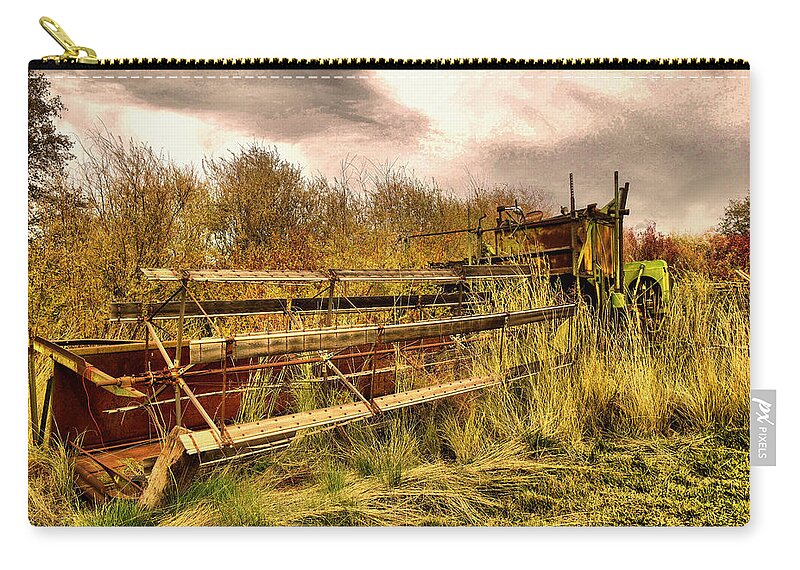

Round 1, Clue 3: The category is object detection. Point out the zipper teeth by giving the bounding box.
[32,57,750,69]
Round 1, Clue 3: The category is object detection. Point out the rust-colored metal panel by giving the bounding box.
[496,217,582,274]
[49,336,463,450]
[51,344,247,450]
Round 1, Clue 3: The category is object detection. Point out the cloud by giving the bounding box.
[448,78,749,232]
[66,71,430,146]
[44,70,748,233]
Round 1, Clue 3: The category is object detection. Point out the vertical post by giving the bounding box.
[28,342,39,443]
[37,374,55,446]
[173,284,187,427]
[221,347,227,432]
[613,171,622,295]
[617,182,629,295]
[326,278,335,327]
[569,173,578,276]
[467,205,472,264]
[457,278,465,316]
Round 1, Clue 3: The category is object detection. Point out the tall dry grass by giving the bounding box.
[28,271,749,526]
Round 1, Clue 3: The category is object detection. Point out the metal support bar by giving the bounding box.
[191,305,576,364]
[176,376,225,446]
[322,354,381,415]
[184,286,223,337]
[145,321,175,369]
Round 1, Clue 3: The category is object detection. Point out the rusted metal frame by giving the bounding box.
[618,182,630,294]
[331,268,461,283]
[221,341,229,435]
[70,441,143,494]
[321,353,382,415]
[191,305,577,363]
[116,337,479,386]
[111,292,492,321]
[369,338,378,390]
[141,268,330,283]
[32,336,119,385]
[103,384,274,415]
[569,173,578,277]
[498,314,509,374]
[31,336,145,398]
[55,339,140,347]
[144,320,150,383]
[180,375,503,456]
[28,342,39,442]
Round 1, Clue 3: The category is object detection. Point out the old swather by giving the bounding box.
[420,172,671,320]
[29,172,669,504]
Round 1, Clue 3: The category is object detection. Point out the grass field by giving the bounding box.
[28,272,750,526]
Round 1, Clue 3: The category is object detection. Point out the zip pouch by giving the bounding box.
[28,17,750,527]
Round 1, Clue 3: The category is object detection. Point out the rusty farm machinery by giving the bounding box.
[28,171,670,505]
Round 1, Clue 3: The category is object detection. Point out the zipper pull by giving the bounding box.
[39,16,98,64]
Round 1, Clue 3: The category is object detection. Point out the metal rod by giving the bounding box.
[569,173,578,277]
[145,321,174,369]
[145,320,182,426]
[183,338,478,379]
[184,285,223,337]
[176,376,223,444]
[323,355,381,414]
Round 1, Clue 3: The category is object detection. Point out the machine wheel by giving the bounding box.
[629,277,663,329]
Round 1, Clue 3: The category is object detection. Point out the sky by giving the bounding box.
[43,69,749,233]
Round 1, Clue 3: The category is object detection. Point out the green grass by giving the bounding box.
[32,428,747,526]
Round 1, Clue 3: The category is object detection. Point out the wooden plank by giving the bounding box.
[190,304,576,364]
[139,427,199,510]
[30,336,146,398]
[332,268,461,282]
[180,375,500,456]
[110,293,491,321]
[141,268,329,283]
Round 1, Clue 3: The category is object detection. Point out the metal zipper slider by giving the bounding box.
[39,16,98,64]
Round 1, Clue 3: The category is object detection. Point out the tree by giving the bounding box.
[204,145,322,267]
[77,130,207,298]
[717,193,750,236]
[28,72,74,226]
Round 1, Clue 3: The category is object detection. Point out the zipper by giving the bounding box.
[32,16,749,70]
